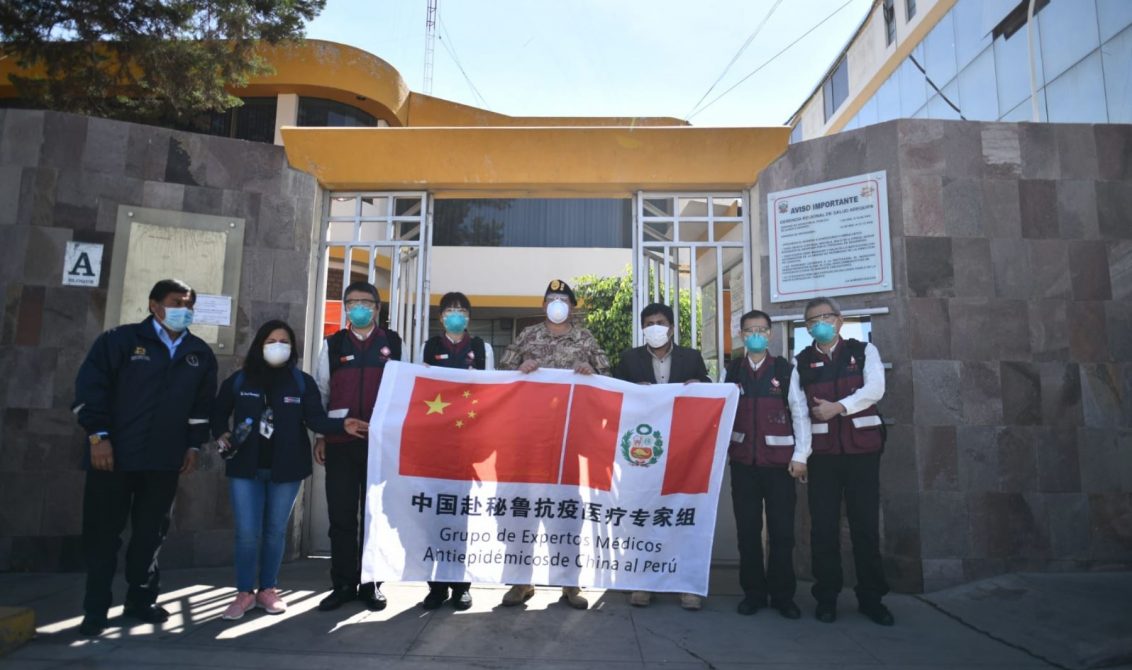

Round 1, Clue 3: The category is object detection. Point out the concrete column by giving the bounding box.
[274,93,299,145]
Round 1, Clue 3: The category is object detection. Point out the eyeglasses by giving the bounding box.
[741,326,770,335]
[344,299,377,308]
[804,312,839,325]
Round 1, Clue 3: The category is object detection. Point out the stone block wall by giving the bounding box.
[756,119,1132,592]
[0,109,322,571]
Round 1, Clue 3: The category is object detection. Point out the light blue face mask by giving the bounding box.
[348,304,374,328]
[809,321,837,344]
[161,307,193,333]
[744,332,769,353]
[442,312,468,333]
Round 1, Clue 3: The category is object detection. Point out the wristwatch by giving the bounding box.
[88,434,106,446]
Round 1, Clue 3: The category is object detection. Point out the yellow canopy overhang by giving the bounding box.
[280,125,791,197]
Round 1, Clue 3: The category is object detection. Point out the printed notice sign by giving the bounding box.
[62,242,104,287]
[767,171,891,303]
[193,294,232,327]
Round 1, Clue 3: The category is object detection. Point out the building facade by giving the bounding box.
[791,0,1132,142]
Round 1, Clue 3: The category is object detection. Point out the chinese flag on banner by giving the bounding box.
[399,377,572,484]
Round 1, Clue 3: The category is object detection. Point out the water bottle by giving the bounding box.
[232,417,254,445]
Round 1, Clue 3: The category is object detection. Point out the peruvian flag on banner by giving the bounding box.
[362,361,740,595]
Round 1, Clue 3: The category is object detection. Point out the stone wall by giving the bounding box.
[756,119,1132,592]
[0,109,321,571]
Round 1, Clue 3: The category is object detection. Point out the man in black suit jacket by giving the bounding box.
[614,302,711,610]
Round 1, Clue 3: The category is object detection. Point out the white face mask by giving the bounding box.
[546,299,570,324]
[642,324,671,348]
[263,342,291,367]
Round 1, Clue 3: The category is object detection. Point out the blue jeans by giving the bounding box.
[229,470,302,592]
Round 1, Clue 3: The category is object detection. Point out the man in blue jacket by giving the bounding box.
[72,279,218,636]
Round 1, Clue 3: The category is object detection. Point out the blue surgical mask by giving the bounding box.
[744,332,769,353]
[442,312,468,333]
[809,321,837,344]
[348,305,374,328]
[161,307,193,333]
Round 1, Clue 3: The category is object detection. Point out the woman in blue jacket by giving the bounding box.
[212,320,367,620]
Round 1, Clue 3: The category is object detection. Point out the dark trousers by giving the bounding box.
[807,452,889,606]
[427,581,471,593]
[730,462,797,603]
[82,469,180,618]
[325,439,380,590]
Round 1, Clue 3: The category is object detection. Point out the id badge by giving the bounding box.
[259,416,274,439]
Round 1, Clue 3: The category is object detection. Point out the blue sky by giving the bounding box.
[305,0,873,127]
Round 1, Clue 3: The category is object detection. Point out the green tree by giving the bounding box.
[0,0,324,125]
[573,266,699,371]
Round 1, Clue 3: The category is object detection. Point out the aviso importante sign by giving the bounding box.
[767,171,892,303]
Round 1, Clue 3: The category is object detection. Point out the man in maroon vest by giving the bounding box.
[724,309,810,620]
[313,281,402,611]
[796,297,892,626]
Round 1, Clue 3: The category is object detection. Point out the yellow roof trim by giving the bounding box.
[281,125,790,194]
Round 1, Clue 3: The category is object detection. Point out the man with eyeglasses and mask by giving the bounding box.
[313,281,402,612]
[796,296,892,627]
[497,278,609,610]
[72,278,217,636]
[724,309,809,621]
[613,302,710,610]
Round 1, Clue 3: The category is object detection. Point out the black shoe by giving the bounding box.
[771,599,802,620]
[423,586,448,610]
[78,615,107,637]
[815,602,837,623]
[736,596,763,615]
[858,601,894,626]
[360,584,387,611]
[318,586,357,611]
[122,603,169,624]
[450,589,472,611]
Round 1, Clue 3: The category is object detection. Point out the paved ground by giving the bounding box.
[1,559,1129,669]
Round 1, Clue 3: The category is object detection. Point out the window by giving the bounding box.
[822,57,850,122]
[883,0,896,45]
[992,0,1050,41]
[433,199,632,247]
[194,97,277,143]
[297,97,377,127]
[905,0,917,20]
[789,122,804,144]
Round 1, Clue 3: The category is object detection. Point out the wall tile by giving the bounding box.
[1068,240,1113,299]
[901,175,946,236]
[982,179,1022,238]
[943,178,984,237]
[1027,240,1071,299]
[1069,301,1109,362]
[916,425,958,491]
[1110,240,1132,301]
[1037,427,1082,493]
[952,237,993,297]
[990,238,1031,298]
[981,124,1022,178]
[1094,125,1131,180]
[1096,181,1132,239]
[906,237,954,297]
[1019,123,1060,180]
[950,298,1031,361]
[1001,361,1042,425]
[906,298,950,358]
[1029,299,1070,362]
[1019,180,1059,239]
[913,360,962,425]
[1056,180,1100,239]
[961,361,1003,425]
[1054,124,1098,179]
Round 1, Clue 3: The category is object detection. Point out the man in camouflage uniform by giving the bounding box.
[497,279,609,609]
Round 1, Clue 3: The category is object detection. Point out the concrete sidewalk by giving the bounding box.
[2,559,1129,669]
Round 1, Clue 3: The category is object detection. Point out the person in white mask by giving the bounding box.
[613,302,711,610]
[497,279,610,610]
[211,320,367,621]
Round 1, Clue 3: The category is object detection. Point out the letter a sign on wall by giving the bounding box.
[62,242,104,287]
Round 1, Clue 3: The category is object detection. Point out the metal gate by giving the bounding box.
[304,191,433,554]
[632,192,752,381]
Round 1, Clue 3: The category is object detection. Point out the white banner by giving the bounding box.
[362,362,739,595]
